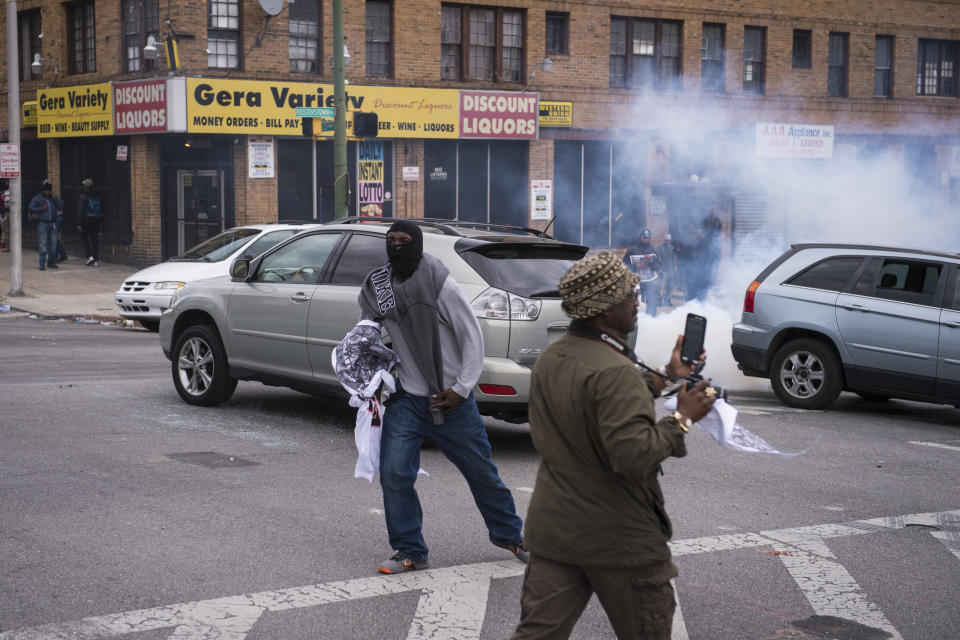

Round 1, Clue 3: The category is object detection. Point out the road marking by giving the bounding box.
[908,440,960,452]
[3,509,958,640]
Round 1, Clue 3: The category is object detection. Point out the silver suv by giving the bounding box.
[159,218,586,422]
[731,244,960,409]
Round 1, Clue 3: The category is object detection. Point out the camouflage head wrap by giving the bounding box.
[558,251,641,320]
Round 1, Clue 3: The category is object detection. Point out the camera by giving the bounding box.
[683,372,727,401]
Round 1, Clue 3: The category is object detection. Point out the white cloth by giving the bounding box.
[664,397,813,458]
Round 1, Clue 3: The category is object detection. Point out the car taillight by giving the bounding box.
[479,384,517,396]
[471,288,542,321]
[743,280,761,313]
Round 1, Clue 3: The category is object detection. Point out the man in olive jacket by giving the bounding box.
[511,251,715,640]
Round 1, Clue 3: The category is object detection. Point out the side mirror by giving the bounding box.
[230,258,250,280]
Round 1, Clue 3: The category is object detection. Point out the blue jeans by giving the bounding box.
[37,221,58,267]
[379,392,523,563]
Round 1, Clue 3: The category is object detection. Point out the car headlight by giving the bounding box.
[169,284,188,308]
[154,281,186,290]
[471,288,541,321]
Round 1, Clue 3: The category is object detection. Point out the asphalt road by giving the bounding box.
[1,316,959,640]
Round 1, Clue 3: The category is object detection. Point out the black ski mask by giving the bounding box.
[386,220,423,280]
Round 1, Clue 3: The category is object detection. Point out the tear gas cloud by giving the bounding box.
[621,94,957,390]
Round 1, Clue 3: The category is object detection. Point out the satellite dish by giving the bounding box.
[258,0,284,16]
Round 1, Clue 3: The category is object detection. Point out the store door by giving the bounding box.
[177,170,225,254]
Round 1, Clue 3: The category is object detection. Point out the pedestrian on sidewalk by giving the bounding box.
[356,220,527,575]
[28,180,63,271]
[77,178,102,266]
[510,251,715,640]
[0,179,9,251]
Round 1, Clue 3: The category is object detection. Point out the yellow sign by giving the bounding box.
[186,78,459,138]
[538,101,573,128]
[22,101,37,127]
[37,84,113,138]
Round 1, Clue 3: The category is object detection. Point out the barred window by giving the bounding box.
[917,39,958,97]
[545,12,568,56]
[208,0,240,69]
[743,26,765,94]
[828,32,849,97]
[610,17,682,90]
[68,1,96,75]
[792,30,811,69]
[290,0,320,73]
[874,35,893,98]
[123,0,160,73]
[366,1,391,77]
[701,24,725,92]
[442,4,525,83]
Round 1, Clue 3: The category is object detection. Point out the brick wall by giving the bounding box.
[129,136,161,264]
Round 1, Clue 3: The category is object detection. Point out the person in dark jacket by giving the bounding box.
[511,251,715,640]
[77,178,102,266]
[622,228,661,316]
[27,180,63,271]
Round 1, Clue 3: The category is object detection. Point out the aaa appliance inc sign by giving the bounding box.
[755,123,834,159]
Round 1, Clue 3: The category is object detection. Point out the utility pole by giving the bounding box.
[332,0,348,218]
[6,0,24,296]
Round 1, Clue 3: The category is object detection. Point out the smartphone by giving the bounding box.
[430,406,445,427]
[680,313,707,365]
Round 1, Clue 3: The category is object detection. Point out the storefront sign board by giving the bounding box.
[538,101,572,127]
[22,101,37,127]
[531,179,552,220]
[37,83,114,138]
[460,91,538,139]
[186,79,459,139]
[1,144,20,178]
[358,141,385,215]
[756,123,834,159]
[114,79,168,134]
[248,136,275,178]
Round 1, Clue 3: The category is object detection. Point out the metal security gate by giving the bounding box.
[732,191,786,264]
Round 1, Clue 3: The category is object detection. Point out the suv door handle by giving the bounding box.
[944,320,960,328]
[290,292,310,302]
[842,303,870,312]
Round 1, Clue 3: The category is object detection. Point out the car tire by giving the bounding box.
[139,320,160,332]
[770,338,843,410]
[172,324,238,406]
[855,391,891,402]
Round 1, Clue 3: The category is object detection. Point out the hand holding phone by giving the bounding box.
[680,313,707,365]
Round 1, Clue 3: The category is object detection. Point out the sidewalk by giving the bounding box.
[0,249,132,321]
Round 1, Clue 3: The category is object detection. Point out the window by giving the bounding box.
[917,39,958,97]
[208,0,240,69]
[18,9,42,82]
[792,30,812,68]
[122,0,160,73]
[441,5,525,83]
[67,1,96,75]
[743,26,765,94]
[701,23,725,91]
[609,17,683,90]
[241,230,301,260]
[546,12,569,55]
[874,35,894,98]
[871,259,943,305]
[366,1,391,77]
[253,233,340,284]
[330,234,386,285]
[828,32,849,97]
[289,0,320,73]
[787,257,863,292]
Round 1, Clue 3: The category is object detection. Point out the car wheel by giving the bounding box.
[139,320,160,332]
[770,339,843,409]
[855,391,891,402]
[172,325,238,406]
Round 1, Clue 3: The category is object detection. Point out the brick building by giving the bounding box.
[2,0,959,266]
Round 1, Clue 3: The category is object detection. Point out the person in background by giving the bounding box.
[28,180,63,271]
[622,228,661,316]
[511,251,715,640]
[356,220,527,575]
[0,179,8,251]
[77,178,102,266]
[657,233,678,310]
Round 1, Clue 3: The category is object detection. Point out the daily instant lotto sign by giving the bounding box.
[187,79,459,138]
[38,84,113,138]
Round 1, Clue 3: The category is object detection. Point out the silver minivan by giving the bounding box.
[159,218,587,422]
[731,244,960,409]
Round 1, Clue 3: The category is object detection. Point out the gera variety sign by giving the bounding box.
[187,79,459,139]
[38,83,113,138]
[756,123,834,159]
[114,79,168,134]
[460,91,538,139]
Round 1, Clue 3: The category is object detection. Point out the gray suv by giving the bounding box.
[731,244,960,409]
[159,218,586,422]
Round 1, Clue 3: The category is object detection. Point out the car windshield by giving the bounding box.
[173,229,261,262]
[458,243,587,297]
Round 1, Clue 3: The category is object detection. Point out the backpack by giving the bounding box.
[86,195,102,217]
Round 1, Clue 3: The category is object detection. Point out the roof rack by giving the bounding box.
[329,216,559,240]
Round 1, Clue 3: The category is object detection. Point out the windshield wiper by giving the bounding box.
[528,289,561,297]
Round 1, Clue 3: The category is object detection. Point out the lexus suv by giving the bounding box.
[731,244,960,410]
[116,223,319,331]
[159,218,587,422]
